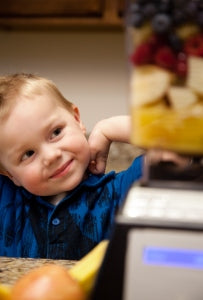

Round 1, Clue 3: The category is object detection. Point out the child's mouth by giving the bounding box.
[50,160,73,179]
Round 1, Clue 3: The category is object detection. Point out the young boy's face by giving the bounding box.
[0,93,90,202]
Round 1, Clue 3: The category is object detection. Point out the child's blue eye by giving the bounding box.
[22,150,35,161]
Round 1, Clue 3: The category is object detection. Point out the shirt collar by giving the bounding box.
[22,171,116,204]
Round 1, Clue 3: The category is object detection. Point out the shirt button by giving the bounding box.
[52,218,60,225]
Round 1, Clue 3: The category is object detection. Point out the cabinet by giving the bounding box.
[0,0,125,30]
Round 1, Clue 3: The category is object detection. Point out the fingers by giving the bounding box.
[88,158,107,174]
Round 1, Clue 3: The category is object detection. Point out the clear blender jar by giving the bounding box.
[126,0,203,156]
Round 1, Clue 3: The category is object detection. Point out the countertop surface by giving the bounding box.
[0,256,76,286]
[106,142,143,173]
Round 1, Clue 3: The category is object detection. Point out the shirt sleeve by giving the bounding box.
[114,155,144,206]
[0,175,17,204]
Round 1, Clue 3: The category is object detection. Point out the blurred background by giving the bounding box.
[0,0,128,133]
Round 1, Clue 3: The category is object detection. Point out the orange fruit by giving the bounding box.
[11,264,85,300]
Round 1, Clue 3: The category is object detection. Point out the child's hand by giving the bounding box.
[88,116,130,174]
[88,121,111,174]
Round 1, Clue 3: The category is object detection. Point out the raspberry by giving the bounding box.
[184,34,203,57]
[154,46,177,71]
[175,52,188,77]
[148,34,167,52]
[130,42,153,65]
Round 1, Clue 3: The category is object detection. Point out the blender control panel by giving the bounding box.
[124,229,203,300]
[122,185,203,223]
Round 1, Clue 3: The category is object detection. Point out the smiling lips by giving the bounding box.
[50,160,73,178]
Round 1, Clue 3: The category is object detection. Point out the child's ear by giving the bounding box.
[72,105,86,134]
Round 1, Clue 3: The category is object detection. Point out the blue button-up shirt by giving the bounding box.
[0,156,143,260]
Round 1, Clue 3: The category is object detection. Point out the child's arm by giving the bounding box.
[88,116,131,174]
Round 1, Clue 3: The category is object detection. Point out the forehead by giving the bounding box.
[2,90,70,118]
[0,94,73,139]
[0,82,72,120]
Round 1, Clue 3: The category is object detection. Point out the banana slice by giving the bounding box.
[130,65,172,107]
[69,240,108,296]
[187,56,203,96]
[168,86,198,110]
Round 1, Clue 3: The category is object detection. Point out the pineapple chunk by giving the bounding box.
[190,102,203,116]
[167,86,198,110]
[175,23,199,40]
[130,65,172,106]
[131,103,203,155]
[131,23,153,47]
[187,56,203,95]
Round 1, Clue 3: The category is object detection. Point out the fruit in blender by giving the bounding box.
[127,0,203,154]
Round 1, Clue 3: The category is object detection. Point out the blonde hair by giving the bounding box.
[0,73,74,118]
[0,73,74,173]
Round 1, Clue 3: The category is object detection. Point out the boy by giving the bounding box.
[0,73,143,260]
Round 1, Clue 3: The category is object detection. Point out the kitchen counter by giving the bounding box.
[0,256,76,286]
[106,142,143,173]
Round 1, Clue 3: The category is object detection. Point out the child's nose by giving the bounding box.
[43,146,62,166]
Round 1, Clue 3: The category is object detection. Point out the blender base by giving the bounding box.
[90,151,203,300]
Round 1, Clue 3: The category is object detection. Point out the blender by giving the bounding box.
[91,1,203,299]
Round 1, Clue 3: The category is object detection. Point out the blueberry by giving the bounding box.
[130,12,145,28]
[136,0,149,4]
[198,0,203,10]
[174,0,187,9]
[168,33,183,52]
[130,3,141,14]
[172,9,186,25]
[158,0,173,14]
[143,3,157,18]
[185,1,198,19]
[151,13,172,34]
[197,10,203,27]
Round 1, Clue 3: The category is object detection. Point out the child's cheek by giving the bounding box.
[21,168,41,192]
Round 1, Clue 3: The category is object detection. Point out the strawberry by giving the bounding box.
[184,33,203,56]
[154,46,177,71]
[130,42,153,65]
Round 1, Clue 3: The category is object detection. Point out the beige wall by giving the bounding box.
[0,30,129,132]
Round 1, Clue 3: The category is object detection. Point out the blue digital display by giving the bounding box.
[144,247,203,269]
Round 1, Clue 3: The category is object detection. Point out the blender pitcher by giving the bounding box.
[127,0,203,155]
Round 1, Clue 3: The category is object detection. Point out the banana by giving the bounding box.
[167,86,198,110]
[0,284,11,300]
[187,56,203,96]
[69,240,108,296]
[130,65,172,107]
